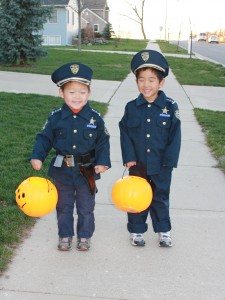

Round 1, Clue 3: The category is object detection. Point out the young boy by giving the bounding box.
[119,50,181,247]
[30,62,111,251]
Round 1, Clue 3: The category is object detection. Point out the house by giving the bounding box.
[81,0,109,35]
[41,0,109,46]
[42,0,78,46]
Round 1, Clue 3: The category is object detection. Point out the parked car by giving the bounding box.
[197,33,207,41]
[208,35,219,43]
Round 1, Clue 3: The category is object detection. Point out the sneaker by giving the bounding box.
[76,238,91,251]
[158,232,172,247]
[58,237,72,251]
[130,233,145,246]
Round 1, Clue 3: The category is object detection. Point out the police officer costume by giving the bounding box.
[119,50,181,237]
[30,62,111,241]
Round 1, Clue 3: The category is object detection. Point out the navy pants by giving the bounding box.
[55,181,95,239]
[127,168,172,234]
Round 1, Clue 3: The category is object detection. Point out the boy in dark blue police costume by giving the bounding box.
[119,50,181,247]
[30,62,111,251]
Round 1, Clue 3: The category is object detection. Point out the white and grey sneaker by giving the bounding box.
[130,233,145,246]
[158,231,172,247]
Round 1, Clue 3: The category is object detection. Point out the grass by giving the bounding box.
[0,48,132,81]
[0,38,148,81]
[0,92,108,275]
[166,57,225,87]
[80,38,148,51]
[194,109,225,171]
[157,40,188,54]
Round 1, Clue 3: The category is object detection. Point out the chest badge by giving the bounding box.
[87,117,97,128]
[160,106,170,117]
[162,107,169,114]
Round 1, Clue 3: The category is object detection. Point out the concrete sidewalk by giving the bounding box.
[1,43,225,299]
[0,71,121,103]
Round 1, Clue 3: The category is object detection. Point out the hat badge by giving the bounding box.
[70,64,79,74]
[141,52,149,62]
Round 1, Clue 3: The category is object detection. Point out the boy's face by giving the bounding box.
[59,81,90,110]
[136,68,165,102]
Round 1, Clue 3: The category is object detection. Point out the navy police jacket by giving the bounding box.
[30,102,111,185]
[119,91,181,175]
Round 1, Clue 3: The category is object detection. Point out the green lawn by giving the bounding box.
[0,49,132,81]
[194,109,225,171]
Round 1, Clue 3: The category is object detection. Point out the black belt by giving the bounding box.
[64,150,95,167]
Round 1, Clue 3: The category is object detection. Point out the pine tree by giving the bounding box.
[0,0,52,65]
[102,23,115,40]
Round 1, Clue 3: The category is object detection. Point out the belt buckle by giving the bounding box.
[65,155,75,167]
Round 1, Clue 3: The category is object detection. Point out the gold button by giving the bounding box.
[73,129,77,133]
[73,115,77,118]
[147,149,150,152]
[163,122,166,125]
[148,104,151,107]
[72,145,76,149]
[147,119,151,122]
[146,134,150,138]
[89,133,93,137]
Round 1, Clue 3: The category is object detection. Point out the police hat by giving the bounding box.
[131,50,169,77]
[51,62,93,86]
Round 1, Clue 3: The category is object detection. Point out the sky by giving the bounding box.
[107,0,225,40]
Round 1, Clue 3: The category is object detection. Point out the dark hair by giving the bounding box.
[136,67,164,82]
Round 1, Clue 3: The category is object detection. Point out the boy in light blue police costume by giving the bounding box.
[30,62,111,251]
[119,50,181,247]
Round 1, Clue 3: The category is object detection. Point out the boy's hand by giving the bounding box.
[125,161,136,168]
[30,159,42,170]
[94,165,108,174]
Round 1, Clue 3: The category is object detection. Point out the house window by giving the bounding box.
[67,10,70,24]
[49,36,61,45]
[42,35,61,45]
[42,36,48,44]
[93,24,99,32]
[48,8,57,23]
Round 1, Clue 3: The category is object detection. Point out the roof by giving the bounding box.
[82,0,108,10]
[82,8,108,24]
[42,0,69,5]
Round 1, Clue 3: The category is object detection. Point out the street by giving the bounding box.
[172,40,225,65]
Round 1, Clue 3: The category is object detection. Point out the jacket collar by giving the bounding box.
[61,102,93,121]
[136,90,167,108]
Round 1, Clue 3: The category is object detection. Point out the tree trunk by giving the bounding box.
[77,0,82,52]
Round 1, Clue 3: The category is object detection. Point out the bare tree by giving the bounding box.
[74,0,88,52]
[77,0,82,51]
[123,0,147,39]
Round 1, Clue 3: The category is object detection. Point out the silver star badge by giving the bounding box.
[89,117,96,125]
[162,107,169,114]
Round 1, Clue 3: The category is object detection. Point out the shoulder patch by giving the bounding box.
[166,97,176,105]
[174,110,180,120]
[51,107,62,116]
[91,108,101,116]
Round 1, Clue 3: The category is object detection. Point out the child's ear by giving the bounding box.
[159,78,165,88]
[59,88,64,99]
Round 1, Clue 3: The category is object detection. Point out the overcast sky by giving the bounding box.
[107,0,225,39]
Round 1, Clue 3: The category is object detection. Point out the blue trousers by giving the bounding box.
[127,168,172,233]
[55,181,95,239]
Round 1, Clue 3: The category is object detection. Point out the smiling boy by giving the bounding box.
[119,50,181,247]
[30,62,111,251]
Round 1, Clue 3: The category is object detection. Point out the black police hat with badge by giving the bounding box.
[51,62,93,87]
[131,50,169,77]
